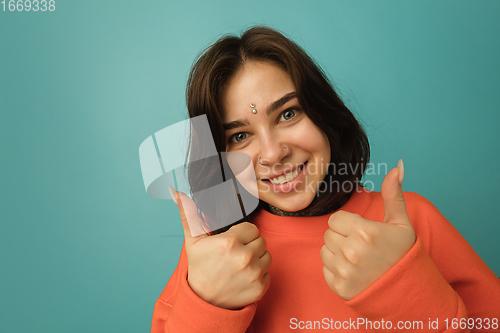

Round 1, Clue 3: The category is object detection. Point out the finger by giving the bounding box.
[327,210,359,236]
[258,251,272,273]
[381,159,410,225]
[168,185,179,206]
[246,235,267,259]
[322,261,340,294]
[326,246,351,281]
[323,231,358,270]
[323,228,346,254]
[228,221,260,245]
[320,244,336,271]
[176,191,207,238]
[261,271,271,292]
[322,265,336,287]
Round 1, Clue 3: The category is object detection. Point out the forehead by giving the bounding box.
[222,60,295,120]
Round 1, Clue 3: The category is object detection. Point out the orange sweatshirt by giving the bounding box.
[151,189,500,332]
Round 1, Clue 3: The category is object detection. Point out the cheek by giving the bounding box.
[298,124,330,156]
[320,132,331,162]
[300,126,331,178]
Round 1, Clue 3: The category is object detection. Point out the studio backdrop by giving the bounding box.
[1,1,499,332]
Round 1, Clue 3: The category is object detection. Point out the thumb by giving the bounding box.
[381,159,410,225]
[169,186,206,239]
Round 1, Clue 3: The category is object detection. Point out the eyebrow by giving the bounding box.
[223,92,297,131]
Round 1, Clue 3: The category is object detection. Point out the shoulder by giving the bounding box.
[365,190,447,231]
[366,190,439,214]
[366,190,463,253]
[403,191,434,205]
[402,191,440,216]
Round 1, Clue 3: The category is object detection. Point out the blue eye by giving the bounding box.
[280,109,296,122]
[232,132,247,143]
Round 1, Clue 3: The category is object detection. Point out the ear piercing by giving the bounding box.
[250,103,257,114]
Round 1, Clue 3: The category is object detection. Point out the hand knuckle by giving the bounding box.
[336,264,352,280]
[328,213,339,226]
[323,229,330,243]
[262,273,271,289]
[236,251,252,269]
[245,221,259,233]
[358,224,378,244]
[265,251,272,267]
[320,245,331,262]
[343,247,360,265]
[320,246,326,262]
[258,236,267,248]
[248,269,261,283]
[221,236,238,252]
[256,274,270,298]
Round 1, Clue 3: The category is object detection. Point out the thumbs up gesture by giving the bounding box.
[169,187,272,310]
[320,160,416,300]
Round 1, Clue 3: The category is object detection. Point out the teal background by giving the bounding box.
[1,1,499,332]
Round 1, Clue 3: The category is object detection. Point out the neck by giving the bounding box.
[265,194,351,217]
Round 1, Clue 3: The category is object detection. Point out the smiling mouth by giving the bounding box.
[263,163,306,185]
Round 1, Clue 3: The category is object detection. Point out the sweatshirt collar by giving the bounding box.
[252,187,372,236]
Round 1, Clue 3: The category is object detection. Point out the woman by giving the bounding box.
[151,26,500,332]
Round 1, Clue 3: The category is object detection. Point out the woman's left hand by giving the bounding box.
[320,160,416,300]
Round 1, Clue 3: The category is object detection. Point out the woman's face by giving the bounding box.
[222,60,331,212]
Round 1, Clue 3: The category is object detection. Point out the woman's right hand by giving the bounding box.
[172,189,272,310]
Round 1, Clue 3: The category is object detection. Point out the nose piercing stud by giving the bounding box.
[258,147,290,166]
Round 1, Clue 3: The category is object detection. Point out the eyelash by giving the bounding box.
[228,107,300,144]
[278,108,298,122]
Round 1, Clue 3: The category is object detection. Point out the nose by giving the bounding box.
[258,138,290,167]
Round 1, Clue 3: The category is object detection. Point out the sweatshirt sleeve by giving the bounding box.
[344,192,500,332]
[151,243,257,333]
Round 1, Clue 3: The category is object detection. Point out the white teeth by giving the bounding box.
[268,165,303,185]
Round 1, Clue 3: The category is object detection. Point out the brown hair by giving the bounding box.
[186,26,369,222]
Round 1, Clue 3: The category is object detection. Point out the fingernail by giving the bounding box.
[397,159,404,186]
[168,186,178,206]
